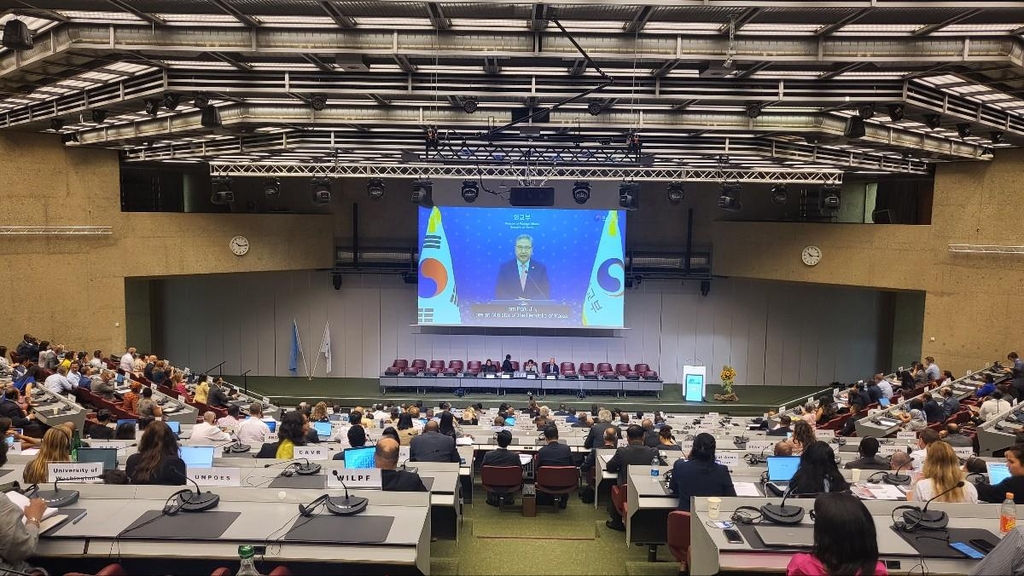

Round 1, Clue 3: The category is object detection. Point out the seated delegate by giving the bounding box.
[125,421,187,486]
[788,441,849,495]
[376,438,427,491]
[843,437,889,471]
[787,493,888,576]
[669,433,736,511]
[976,443,1024,504]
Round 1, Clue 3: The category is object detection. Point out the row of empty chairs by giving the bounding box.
[383,359,659,380]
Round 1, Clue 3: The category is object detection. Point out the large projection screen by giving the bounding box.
[416,206,626,328]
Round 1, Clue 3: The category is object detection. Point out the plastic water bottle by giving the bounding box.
[1000,492,1017,535]
[650,456,660,482]
[236,545,263,576]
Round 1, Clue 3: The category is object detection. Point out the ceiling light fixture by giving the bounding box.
[618,182,639,211]
[956,123,971,138]
[460,180,479,203]
[745,103,762,118]
[587,101,603,116]
[461,97,478,114]
[311,178,332,204]
[412,180,434,208]
[144,98,161,116]
[367,178,385,200]
[887,104,904,122]
[858,104,875,119]
[718,182,742,212]
[90,109,107,124]
[990,131,1004,144]
[572,181,591,205]
[263,178,281,197]
[821,185,841,210]
[210,177,234,205]
[666,182,684,205]
[193,93,210,109]
[163,93,181,111]
[49,118,65,132]
[924,114,942,130]
[770,184,788,205]
[310,94,328,111]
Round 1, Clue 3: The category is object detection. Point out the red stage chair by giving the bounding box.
[535,466,579,511]
[481,465,524,509]
[429,359,445,370]
[392,359,409,369]
[411,359,427,372]
[559,362,575,374]
[667,510,692,571]
[597,362,613,374]
[449,360,464,372]
[614,363,631,376]
[611,484,627,521]
[579,362,595,373]
[635,363,650,373]
[466,361,482,375]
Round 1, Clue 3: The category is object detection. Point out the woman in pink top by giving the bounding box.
[787,493,888,576]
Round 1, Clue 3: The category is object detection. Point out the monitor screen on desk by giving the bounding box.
[179,445,215,469]
[416,205,626,328]
[344,446,376,469]
[767,456,800,482]
[313,421,332,438]
[262,419,277,433]
[76,447,117,470]
[116,419,137,430]
[165,421,180,435]
[987,462,1011,485]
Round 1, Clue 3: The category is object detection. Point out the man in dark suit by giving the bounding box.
[410,421,460,463]
[501,354,514,373]
[536,425,575,508]
[605,424,660,530]
[767,414,793,437]
[482,430,522,506]
[584,409,621,449]
[376,438,427,491]
[494,234,550,300]
[842,436,889,470]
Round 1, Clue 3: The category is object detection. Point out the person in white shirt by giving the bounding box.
[923,356,941,382]
[909,428,940,472]
[188,411,231,444]
[67,363,83,387]
[975,390,1012,422]
[235,402,271,446]
[43,366,74,395]
[873,373,894,400]
[217,405,242,429]
[89,350,104,371]
[119,347,136,374]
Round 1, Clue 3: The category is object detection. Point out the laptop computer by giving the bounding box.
[165,421,181,435]
[765,456,800,496]
[313,421,332,439]
[987,462,1011,485]
[755,525,814,548]
[179,445,215,469]
[76,447,118,471]
[879,397,891,408]
[116,419,137,430]
[343,446,376,469]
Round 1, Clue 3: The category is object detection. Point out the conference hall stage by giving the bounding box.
[231,375,830,417]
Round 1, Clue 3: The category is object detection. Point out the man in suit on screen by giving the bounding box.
[495,234,550,300]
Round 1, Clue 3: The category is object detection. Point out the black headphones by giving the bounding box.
[731,506,763,525]
[162,489,192,516]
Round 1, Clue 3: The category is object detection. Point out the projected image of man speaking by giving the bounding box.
[495,234,551,300]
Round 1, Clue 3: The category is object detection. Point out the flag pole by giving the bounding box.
[309,323,327,381]
[295,323,310,379]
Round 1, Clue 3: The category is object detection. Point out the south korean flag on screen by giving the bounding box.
[582,210,625,327]
[418,207,461,325]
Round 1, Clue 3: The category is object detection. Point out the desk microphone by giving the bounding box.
[760,485,805,525]
[27,478,85,508]
[222,432,251,454]
[324,470,369,515]
[162,466,220,515]
[883,460,912,486]
[264,458,321,476]
[894,481,964,531]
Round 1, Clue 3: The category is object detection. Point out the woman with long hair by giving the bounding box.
[790,420,818,455]
[276,410,308,459]
[789,441,849,495]
[658,426,681,451]
[311,402,329,423]
[438,411,464,438]
[125,422,186,485]
[396,413,419,446]
[23,427,71,484]
[911,441,978,503]
[460,406,478,426]
[787,492,887,576]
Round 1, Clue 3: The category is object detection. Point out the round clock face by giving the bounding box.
[801,245,822,266]
[230,235,250,256]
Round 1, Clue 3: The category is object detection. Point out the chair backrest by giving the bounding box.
[611,484,627,516]
[597,362,613,372]
[635,363,650,373]
[467,360,481,370]
[393,359,409,368]
[579,362,595,371]
[644,370,658,378]
[536,466,578,490]
[449,360,464,370]
[481,465,524,492]
[615,363,631,374]
[559,362,575,372]
[510,361,520,370]
[667,510,692,567]
[429,360,445,369]
[411,359,427,370]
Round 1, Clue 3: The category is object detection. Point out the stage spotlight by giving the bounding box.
[572,181,591,205]
[201,106,221,128]
[845,116,866,139]
[461,97,478,114]
[924,114,942,130]
[745,103,762,118]
[263,178,281,197]
[618,182,640,211]
[90,109,107,124]
[193,93,210,109]
[991,131,1004,144]
[587,101,603,116]
[411,180,434,208]
[163,93,181,111]
[311,178,332,204]
[956,123,971,138]
[310,94,328,111]
[857,104,874,119]
[666,181,684,205]
[1,19,33,51]
[887,104,904,122]
[821,185,841,211]
[460,180,479,203]
[367,178,385,200]
[210,177,234,204]
[144,98,160,116]
[770,183,788,205]
[718,182,742,212]
[49,118,65,132]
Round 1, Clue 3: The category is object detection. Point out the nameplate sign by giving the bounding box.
[679,441,693,454]
[87,441,130,450]
[66,393,77,403]
[715,453,740,469]
[617,439,628,448]
[878,444,906,456]
[953,446,975,459]
[816,429,835,439]
[545,375,555,380]
[267,433,279,442]
[500,374,511,379]
[8,441,21,454]
[745,440,775,453]
[896,431,917,441]
[48,462,103,482]
[295,446,329,461]
[188,467,241,487]
[329,468,382,490]
[399,446,410,463]
[485,374,496,379]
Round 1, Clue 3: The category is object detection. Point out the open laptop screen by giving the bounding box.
[179,445,215,469]
[987,462,1011,485]
[767,456,800,482]
[76,447,118,471]
[344,446,376,469]
[313,421,332,438]
[165,421,181,434]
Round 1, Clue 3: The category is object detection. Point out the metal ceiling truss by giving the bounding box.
[207,162,845,185]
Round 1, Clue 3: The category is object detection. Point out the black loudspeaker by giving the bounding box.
[845,116,866,139]
[509,186,555,207]
[2,20,33,50]
[201,106,221,128]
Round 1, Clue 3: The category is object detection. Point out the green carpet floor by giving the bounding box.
[430,482,680,576]
[224,375,827,416]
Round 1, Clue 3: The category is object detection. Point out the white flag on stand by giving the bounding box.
[319,322,332,375]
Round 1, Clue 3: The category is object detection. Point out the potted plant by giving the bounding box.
[714,365,738,402]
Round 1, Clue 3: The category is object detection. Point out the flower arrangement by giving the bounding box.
[720,365,736,394]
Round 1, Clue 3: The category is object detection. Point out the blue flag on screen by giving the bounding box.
[288,319,300,374]
[582,210,625,327]
[417,207,461,325]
